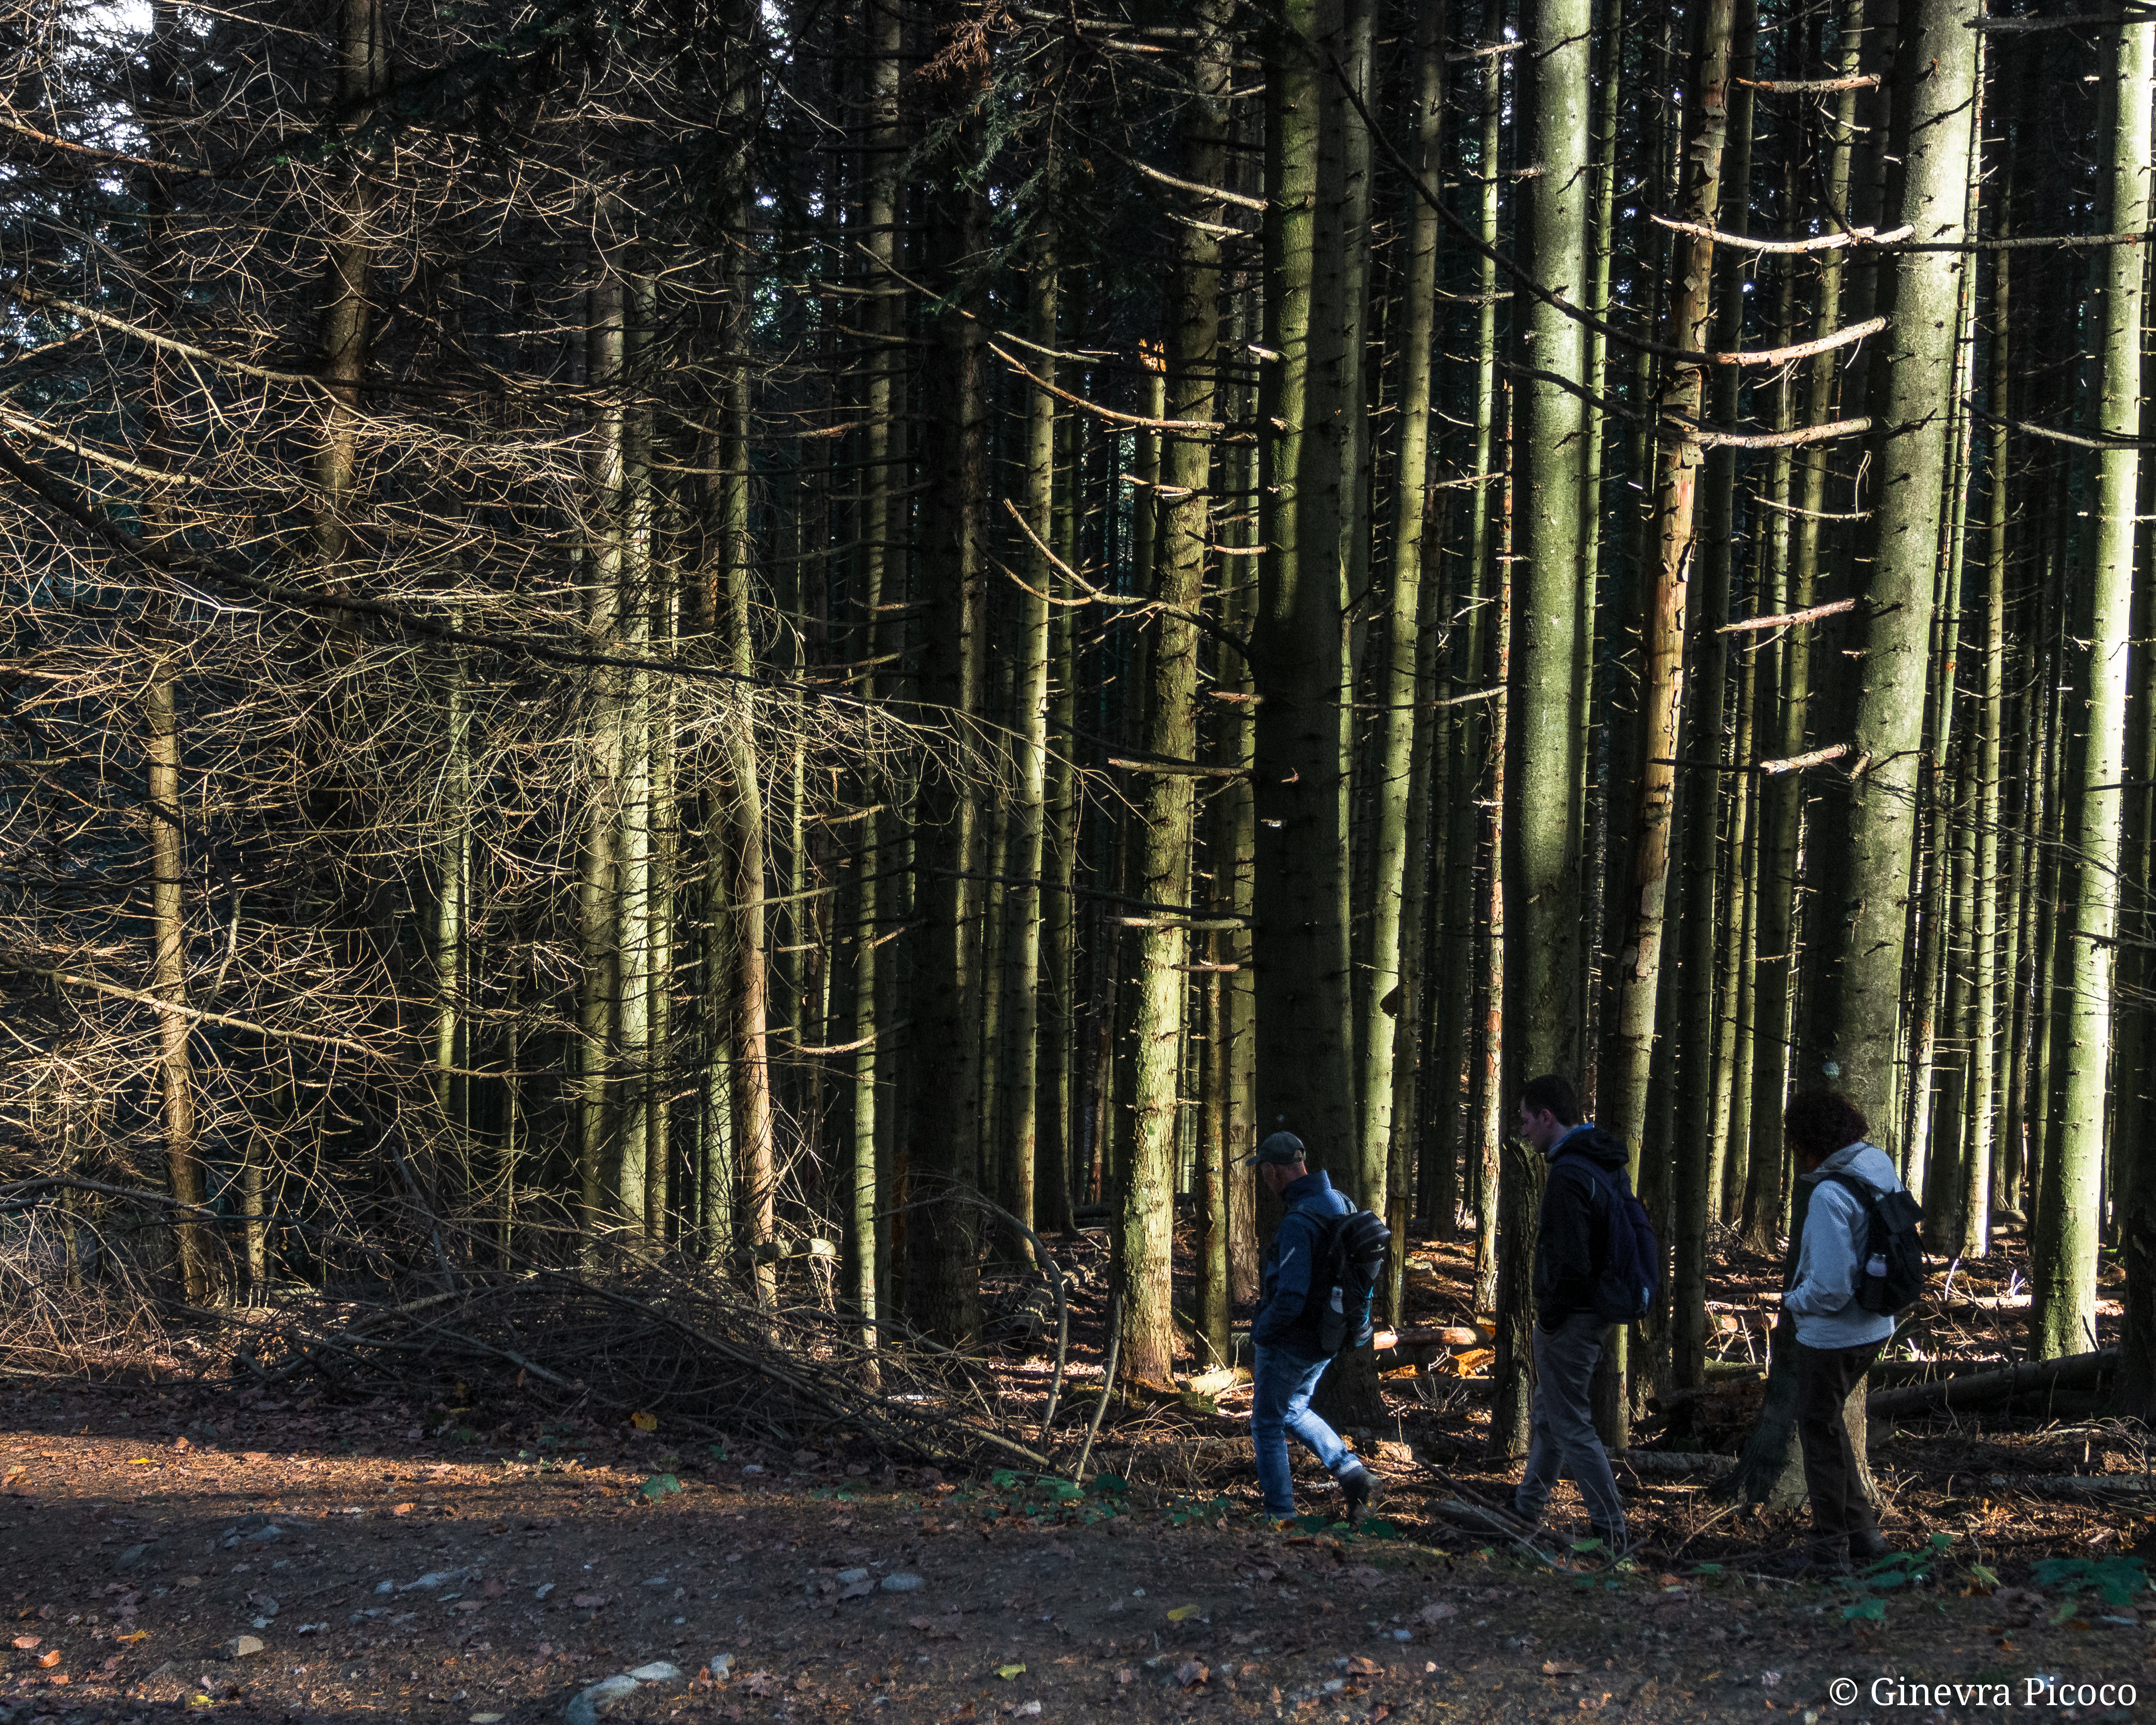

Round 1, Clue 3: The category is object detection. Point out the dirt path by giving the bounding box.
[1,1386,2150,1725]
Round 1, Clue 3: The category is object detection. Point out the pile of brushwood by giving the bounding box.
[0,1175,1071,1475]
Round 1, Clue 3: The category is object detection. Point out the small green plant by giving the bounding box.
[1855,1532,1956,1591]
[2032,1555,2148,1620]
[1169,1494,1235,1528]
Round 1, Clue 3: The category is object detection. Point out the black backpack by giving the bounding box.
[1558,1153,1661,1325]
[1305,1205,1393,1355]
[1826,1173,1926,1314]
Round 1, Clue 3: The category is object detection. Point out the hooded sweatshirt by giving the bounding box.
[1783,1139,1903,1350]
[1533,1123,1634,1327]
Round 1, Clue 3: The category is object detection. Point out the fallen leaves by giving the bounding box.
[10,1636,39,1650]
[1166,1603,1201,1622]
[571,1594,607,1610]
[997,1662,1027,1680]
[1541,1661,1582,1677]
[391,1502,416,1516]
[631,1412,658,1433]
[37,1649,61,1668]
[1175,1659,1209,1689]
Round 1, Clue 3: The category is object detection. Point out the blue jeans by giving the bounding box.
[1251,1343,1360,1516]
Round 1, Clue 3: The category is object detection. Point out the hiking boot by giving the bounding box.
[1486,1501,1540,1538]
[1848,1526,1892,1566]
[1778,1541,1851,1579]
[1340,1465,1381,1523]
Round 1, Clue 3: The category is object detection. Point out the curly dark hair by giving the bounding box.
[1783,1090,1869,1162]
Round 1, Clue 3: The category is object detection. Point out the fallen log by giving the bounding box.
[1867,1355,2011,1388]
[1865,1347,2115,1418]
[1649,1377,1763,1411]
[1375,1325,1483,1358]
[1988,1474,2156,1499]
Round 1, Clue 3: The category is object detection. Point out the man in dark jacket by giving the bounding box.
[1506,1074,1631,1555]
[1247,1131,1378,1523]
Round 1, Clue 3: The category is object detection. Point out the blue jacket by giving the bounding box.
[1254,1169,1352,1351]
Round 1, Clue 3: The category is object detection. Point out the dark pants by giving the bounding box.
[1794,1340,1883,1548]
[1517,1312,1627,1538]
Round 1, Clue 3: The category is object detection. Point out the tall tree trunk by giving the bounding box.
[580,215,626,1246]
[848,0,904,1346]
[2035,12,2151,1359]
[1674,0,1753,1388]
[1606,0,1735,1434]
[617,268,656,1238]
[1361,0,1446,1328]
[1256,0,1352,1157]
[1430,0,1507,1249]
[906,61,988,1342]
[1966,228,2010,1260]
[1007,234,1058,1247]
[147,633,208,1302]
[1493,0,1592,1459]
[1120,0,1231,1387]
[1807,0,1978,1140]
[1041,408,1081,1239]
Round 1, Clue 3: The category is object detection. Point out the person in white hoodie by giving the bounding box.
[1780,1089,1903,1572]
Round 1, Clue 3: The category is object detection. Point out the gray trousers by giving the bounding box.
[1514,1311,1627,1537]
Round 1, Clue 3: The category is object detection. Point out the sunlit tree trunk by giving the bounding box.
[1120,0,1229,1388]
[1966,233,2011,1261]
[580,214,626,1246]
[1493,0,1592,1459]
[1006,236,1058,1247]
[616,268,656,1237]
[2035,12,2151,1359]
[1807,0,1978,1141]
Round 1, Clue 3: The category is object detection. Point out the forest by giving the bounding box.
[3,0,2156,1493]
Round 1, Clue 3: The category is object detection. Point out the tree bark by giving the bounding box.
[2035,10,2150,1359]
[1495,0,1593,1457]
[1807,0,1979,1140]
[906,51,989,1343]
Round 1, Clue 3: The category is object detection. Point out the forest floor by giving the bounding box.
[3,1223,2154,1725]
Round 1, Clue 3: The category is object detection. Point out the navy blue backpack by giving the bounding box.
[1558,1154,1660,1324]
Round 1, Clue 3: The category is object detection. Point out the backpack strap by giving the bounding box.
[1554,1152,1623,1204]
[1823,1172,1888,1235]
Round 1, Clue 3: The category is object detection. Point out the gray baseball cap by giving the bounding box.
[1239,1130,1308,1168]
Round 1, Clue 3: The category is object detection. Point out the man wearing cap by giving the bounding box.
[1245,1130,1379,1524]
